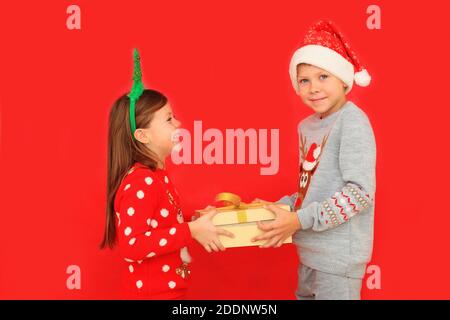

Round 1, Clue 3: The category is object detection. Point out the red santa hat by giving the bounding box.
[289,20,371,95]
[303,143,319,171]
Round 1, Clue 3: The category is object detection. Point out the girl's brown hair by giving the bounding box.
[100,89,168,249]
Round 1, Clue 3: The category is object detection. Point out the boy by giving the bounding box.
[253,20,376,300]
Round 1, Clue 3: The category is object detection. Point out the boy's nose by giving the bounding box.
[309,81,320,93]
[175,119,182,128]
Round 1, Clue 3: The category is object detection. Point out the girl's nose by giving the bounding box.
[174,118,181,128]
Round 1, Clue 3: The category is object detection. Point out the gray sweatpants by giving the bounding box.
[296,264,363,300]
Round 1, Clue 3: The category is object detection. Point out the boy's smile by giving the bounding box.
[309,96,328,105]
[297,64,348,118]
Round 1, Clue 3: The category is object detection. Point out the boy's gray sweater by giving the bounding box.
[279,101,376,279]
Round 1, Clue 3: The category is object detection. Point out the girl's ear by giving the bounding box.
[134,128,150,144]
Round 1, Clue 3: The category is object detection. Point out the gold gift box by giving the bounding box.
[196,193,293,248]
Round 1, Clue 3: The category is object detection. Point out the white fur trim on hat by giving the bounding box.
[302,160,317,171]
[289,45,355,95]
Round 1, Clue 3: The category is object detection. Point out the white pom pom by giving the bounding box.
[180,247,192,263]
[354,69,371,87]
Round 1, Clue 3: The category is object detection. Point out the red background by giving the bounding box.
[1,0,449,299]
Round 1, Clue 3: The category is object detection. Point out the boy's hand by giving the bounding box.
[251,204,302,248]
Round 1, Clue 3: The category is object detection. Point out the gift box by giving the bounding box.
[196,193,293,248]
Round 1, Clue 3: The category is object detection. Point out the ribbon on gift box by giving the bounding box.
[207,192,272,224]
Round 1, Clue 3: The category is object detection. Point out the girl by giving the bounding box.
[100,50,233,299]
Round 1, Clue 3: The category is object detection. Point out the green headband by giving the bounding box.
[127,48,145,138]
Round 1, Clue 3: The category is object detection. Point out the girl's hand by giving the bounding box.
[191,205,215,221]
[188,208,234,253]
[251,204,302,248]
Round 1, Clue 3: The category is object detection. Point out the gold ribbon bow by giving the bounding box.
[213,192,271,224]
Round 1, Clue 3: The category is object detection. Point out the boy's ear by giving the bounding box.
[343,82,348,91]
[134,128,150,144]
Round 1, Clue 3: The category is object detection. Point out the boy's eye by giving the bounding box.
[167,117,172,122]
[298,79,309,85]
[319,74,328,80]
